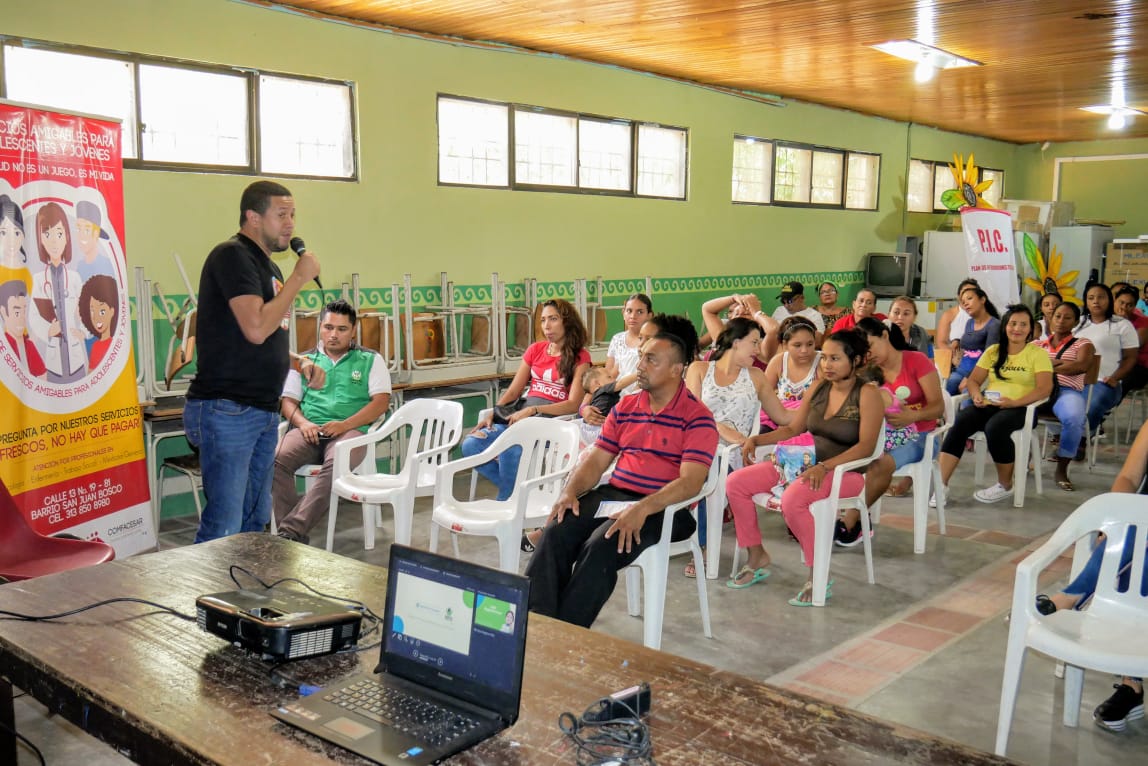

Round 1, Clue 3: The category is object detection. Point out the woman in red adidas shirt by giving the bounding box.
[461,299,591,500]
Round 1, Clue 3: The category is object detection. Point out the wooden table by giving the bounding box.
[0,535,1010,765]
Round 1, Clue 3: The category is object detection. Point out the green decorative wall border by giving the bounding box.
[134,269,865,318]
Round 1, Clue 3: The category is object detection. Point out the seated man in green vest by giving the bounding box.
[272,299,391,544]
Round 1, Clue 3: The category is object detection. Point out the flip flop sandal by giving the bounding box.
[885,481,911,498]
[1056,479,1075,492]
[520,533,535,553]
[788,578,834,606]
[726,566,771,589]
[683,561,697,578]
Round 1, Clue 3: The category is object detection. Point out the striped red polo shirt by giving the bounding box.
[596,380,718,494]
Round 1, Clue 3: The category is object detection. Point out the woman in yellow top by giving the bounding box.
[933,305,1053,505]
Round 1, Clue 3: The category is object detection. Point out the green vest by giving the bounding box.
[299,346,379,432]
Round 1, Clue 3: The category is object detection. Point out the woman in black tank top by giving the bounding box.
[725,330,884,605]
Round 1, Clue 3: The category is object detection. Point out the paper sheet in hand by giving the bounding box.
[594,501,635,519]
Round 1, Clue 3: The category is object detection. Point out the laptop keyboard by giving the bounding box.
[327,679,482,748]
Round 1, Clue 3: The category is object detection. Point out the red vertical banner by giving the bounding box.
[0,100,155,556]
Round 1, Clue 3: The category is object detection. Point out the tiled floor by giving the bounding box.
[11,412,1148,765]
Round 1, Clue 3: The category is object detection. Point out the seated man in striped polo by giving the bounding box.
[525,323,718,628]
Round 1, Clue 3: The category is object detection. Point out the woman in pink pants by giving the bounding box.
[724,330,884,605]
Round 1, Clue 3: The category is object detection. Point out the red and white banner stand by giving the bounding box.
[0,100,154,556]
[961,208,1021,311]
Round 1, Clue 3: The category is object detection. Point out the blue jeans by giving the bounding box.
[1063,528,1147,602]
[183,398,279,543]
[1086,381,1122,434]
[1052,388,1086,458]
[944,369,965,396]
[460,424,522,502]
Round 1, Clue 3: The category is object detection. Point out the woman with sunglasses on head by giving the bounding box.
[945,285,1001,396]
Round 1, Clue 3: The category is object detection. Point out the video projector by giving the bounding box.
[196,587,363,662]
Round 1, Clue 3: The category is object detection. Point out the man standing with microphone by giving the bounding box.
[185,180,322,543]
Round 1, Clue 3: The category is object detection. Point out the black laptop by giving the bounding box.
[272,545,530,765]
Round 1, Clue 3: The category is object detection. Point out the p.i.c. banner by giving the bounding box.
[961,207,1021,311]
[0,100,154,556]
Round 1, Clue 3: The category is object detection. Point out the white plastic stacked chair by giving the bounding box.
[625,457,722,649]
[326,399,464,551]
[430,418,580,572]
[995,492,1148,756]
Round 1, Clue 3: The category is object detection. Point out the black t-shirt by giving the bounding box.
[187,233,289,411]
[589,380,622,415]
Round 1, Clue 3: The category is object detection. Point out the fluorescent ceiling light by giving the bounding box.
[1080,104,1145,130]
[1079,104,1146,116]
[872,39,982,70]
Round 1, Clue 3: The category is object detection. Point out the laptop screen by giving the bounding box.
[381,545,529,720]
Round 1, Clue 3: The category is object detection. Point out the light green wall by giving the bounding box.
[7,0,1145,298]
[5,0,1017,295]
[1013,139,1148,238]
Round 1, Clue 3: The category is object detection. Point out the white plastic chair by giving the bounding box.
[326,399,464,551]
[430,418,580,572]
[870,389,954,555]
[468,407,578,500]
[701,442,742,579]
[995,492,1148,756]
[1124,387,1147,443]
[802,422,886,606]
[625,457,721,649]
[964,395,1048,507]
[734,423,886,606]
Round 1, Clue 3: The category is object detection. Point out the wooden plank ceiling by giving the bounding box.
[272,0,1148,144]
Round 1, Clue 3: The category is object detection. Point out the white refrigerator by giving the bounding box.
[921,230,971,299]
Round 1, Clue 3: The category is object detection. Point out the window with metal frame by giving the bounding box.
[732,135,773,204]
[0,38,357,180]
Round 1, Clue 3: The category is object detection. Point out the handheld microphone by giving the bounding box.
[289,237,323,290]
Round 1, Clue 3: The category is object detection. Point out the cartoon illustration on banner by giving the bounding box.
[0,100,154,556]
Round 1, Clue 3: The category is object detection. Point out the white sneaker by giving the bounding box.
[974,483,1013,504]
[929,484,947,508]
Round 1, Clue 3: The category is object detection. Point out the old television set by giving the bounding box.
[865,252,921,297]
